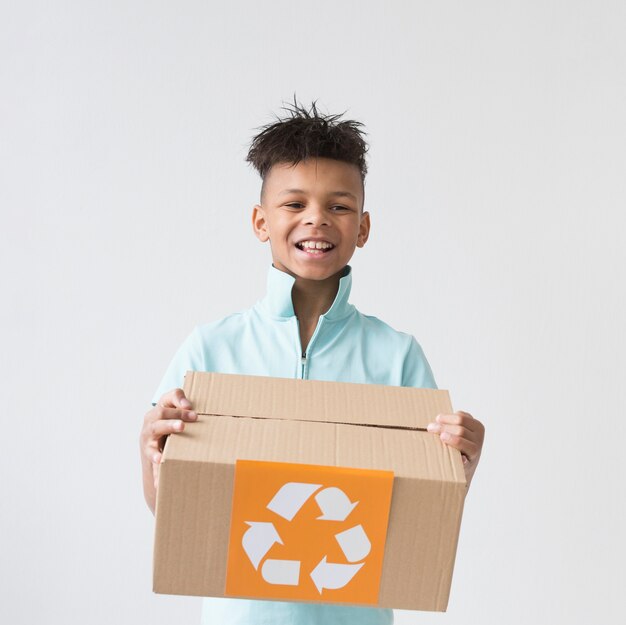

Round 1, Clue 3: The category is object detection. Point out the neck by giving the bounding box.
[291,272,341,324]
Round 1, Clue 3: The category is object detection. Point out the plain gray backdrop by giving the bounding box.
[1,1,624,623]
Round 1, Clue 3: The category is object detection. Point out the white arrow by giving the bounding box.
[334,524,371,562]
[242,522,282,570]
[315,487,358,521]
[267,482,322,521]
[261,558,300,586]
[310,557,364,593]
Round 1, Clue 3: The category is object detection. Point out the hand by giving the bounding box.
[140,388,197,505]
[427,411,485,488]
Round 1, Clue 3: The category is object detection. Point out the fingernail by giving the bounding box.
[173,420,183,431]
[427,423,440,432]
[440,431,451,442]
[436,414,443,423]
[188,411,197,420]
[152,453,160,463]
[181,398,191,408]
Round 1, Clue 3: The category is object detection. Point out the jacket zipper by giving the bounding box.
[297,316,325,380]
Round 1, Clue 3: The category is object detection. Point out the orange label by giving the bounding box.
[225,460,394,605]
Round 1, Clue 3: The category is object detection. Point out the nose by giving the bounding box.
[301,204,329,227]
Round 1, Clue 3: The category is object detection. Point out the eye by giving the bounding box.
[329,205,351,212]
[285,202,305,210]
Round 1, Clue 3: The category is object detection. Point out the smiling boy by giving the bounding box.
[252,156,369,356]
[140,101,485,625]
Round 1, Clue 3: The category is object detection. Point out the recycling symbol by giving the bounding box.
[242,482,372,593]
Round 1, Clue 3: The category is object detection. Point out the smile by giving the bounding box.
[295,240,335,254]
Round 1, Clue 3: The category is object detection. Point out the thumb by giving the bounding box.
[160,387,192,409]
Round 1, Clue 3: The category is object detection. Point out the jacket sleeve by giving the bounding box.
[401,336,438,390]
[151,326,206,405]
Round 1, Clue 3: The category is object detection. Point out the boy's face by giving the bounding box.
[252,157,370,283]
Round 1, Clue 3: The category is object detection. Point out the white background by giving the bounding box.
[1,1,624,623]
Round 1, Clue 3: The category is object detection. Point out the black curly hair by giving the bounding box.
[246,98,369,192]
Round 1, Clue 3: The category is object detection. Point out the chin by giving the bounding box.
[276,257,347,282]
[295,269,343,282]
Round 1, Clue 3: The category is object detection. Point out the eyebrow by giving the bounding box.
[278,188,358,201]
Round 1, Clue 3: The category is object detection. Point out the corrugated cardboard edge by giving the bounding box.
[183,371,452,431]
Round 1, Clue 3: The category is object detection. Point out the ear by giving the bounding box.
[252,204,270,242]
[356,211,371,248]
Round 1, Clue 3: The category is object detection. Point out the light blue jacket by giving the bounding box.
[152,264,437,625]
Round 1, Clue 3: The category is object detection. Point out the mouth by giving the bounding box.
[295,240,336,255]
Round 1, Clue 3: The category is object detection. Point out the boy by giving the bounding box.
[140,101,485,625]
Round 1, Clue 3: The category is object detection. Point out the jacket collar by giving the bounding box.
[260,264,354,321]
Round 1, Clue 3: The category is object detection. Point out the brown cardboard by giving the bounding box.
[153,371,466,611]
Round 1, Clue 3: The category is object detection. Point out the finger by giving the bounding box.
[142,439,166,463]
[429,423,472,439]
[153,461,160,491]
[155,406,198,422]
[427,421,472,437]
[438,431,479,460]
[149,418,186,440]
[435,411,476,431]
[158,388,193,410]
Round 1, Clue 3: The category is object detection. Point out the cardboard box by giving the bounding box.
[153,372,466,611]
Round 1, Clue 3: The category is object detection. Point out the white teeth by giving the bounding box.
[299,240,333,250]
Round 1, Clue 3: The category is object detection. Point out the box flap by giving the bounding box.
[183,371,452,431]
[163,414,465,483]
